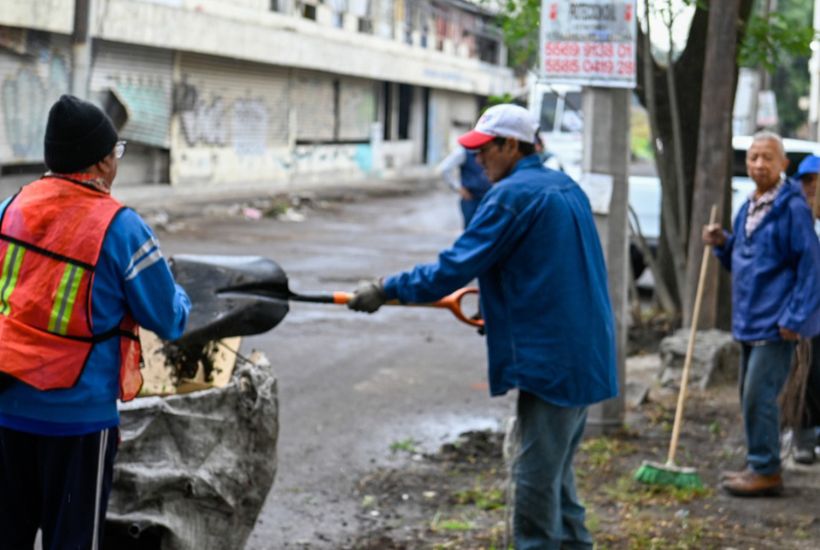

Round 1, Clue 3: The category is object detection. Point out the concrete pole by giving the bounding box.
[582,87,630,436]
[71,0,93,99]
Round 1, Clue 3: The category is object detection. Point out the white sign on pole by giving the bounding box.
[539,1,637,88]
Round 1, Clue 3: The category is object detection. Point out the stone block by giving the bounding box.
[659,329,740,389]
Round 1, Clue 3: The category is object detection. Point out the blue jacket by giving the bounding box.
[383,155,617,408]
[0,197,190,436]
[714,180,820,341]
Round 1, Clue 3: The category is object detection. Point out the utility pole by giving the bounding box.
[536,1,634,435]
[71,0,93,99]
[582,88,630,435]
[684,0,743,329]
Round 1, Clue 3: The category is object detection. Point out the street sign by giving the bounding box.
[539,1,637,88]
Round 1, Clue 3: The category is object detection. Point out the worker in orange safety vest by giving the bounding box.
[0,95,190,549]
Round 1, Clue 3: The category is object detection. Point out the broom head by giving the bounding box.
[634,460,703,489]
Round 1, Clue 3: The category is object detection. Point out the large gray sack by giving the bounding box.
[106,353,278,550]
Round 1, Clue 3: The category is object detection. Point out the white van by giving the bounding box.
[528,80,583,181]
[628,135,820,283]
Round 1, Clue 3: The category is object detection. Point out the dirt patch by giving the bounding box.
[342,387,820,549]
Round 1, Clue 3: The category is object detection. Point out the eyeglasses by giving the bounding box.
[114,140,127,159]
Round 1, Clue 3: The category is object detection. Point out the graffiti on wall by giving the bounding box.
[1,49,69,161]
[180,96,228,146]
[176,76,268,155]
[293,144,372,173]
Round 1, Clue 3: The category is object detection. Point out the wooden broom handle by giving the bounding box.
[667,205,717,465]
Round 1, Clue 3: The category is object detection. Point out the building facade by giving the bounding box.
[0,0,513,187]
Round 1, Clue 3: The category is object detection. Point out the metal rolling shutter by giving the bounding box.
[0,32,71,164]
[90,41,174,148]
[338,77,375,141]
[176,52,290,151]
[291,70,334,142]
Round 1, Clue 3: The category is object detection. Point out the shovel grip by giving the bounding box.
[319,288,483,328]
[385,287,482,328]
[431,287,483,328]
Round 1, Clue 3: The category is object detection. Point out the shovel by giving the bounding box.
[169,254,482,347]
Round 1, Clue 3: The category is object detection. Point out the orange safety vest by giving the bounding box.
[0,176,143,401]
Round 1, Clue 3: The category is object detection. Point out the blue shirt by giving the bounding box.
[383,155,618,407]
[0,196,190,435]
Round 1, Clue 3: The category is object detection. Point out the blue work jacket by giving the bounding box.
[714,180,820,341]
[383,155,618,408]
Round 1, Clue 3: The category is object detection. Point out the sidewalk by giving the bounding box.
[112,166,440,215]
[0,165,440,217]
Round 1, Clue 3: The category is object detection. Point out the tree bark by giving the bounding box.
[683,0,744,328]
[683,0,750,328]
[635,0,755,322]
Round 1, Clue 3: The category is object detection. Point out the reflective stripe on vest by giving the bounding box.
[0,243,25,316]
[48,263,86,335]
[0,177,142,398]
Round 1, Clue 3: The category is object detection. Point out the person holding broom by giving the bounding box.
[702,131,820,496]
[346,104,617,548]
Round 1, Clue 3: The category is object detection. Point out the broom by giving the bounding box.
[634,206,717,489]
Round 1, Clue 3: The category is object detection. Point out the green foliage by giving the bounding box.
[454,485,506,511]
[389,437,419,454]
[492,0,541,71]
[768,0,815,136]
[580,436,638,468]
[430,512,474,532]
[739,11,814,73]
[605,474,710,505]
[483,93,517,114]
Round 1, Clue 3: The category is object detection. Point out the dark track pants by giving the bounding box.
[0,426,118,550]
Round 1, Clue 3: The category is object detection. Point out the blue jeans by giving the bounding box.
[739,341,795,474]
[513,391,592,550]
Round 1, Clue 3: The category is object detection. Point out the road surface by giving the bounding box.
[157,185,515,548]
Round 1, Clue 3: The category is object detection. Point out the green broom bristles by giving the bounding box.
[634,460,703,489]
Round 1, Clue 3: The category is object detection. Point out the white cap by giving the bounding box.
[458,104,538,149]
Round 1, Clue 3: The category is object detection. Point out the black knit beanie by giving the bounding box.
[44,95,118,173]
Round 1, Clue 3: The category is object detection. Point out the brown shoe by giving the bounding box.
[721,470,783,497]
[720,467,751,482]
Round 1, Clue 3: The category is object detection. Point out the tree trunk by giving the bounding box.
[684,0,744,328]
[635,0,755,322]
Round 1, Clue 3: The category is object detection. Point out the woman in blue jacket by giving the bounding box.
[704,132,820,497]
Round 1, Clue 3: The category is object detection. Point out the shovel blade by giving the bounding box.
[170,254,290,345]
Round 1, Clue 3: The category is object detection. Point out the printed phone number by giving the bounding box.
[544,41,634,58]
[544,59,635,75]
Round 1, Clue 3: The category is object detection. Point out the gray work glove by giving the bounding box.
[348,279,387,313]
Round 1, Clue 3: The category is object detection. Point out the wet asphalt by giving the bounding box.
[156,184,516,548]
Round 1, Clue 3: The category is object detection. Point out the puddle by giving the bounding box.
[367,412,507,464]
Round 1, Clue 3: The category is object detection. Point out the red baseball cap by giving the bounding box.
[458,104,539,149]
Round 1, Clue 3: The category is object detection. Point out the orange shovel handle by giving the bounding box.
[331,287,483,328]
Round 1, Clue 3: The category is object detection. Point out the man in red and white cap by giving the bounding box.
[347,103,617,548]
